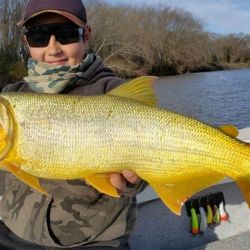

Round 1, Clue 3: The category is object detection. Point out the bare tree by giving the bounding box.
[1,0,250,85]
[0,0,28,88]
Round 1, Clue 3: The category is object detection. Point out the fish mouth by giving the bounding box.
[0,98,13,160]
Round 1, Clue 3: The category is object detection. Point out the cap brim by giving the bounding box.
[18,10,85,28]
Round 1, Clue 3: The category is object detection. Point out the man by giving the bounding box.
[0,0,147,249]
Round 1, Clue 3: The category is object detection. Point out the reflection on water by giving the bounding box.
[155,68,250,128]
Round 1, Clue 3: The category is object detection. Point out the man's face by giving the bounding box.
[25,13,90,66]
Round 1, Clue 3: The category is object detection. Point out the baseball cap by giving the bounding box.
[19,0,87,28]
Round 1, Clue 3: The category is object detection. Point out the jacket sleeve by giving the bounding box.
[120,179,148,198]
[2,81,26,93]
[104,76,126,93]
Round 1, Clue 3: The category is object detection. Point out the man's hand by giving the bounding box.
[109,170,140,192]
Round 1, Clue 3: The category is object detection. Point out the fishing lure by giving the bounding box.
[213,205,221,224]
[219,201,229,221]
[199,206,207,233]
[191,208,199,235]
[206,204,213,225]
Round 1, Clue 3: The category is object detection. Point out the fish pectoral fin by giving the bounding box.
[219,125,239,138]
[85,174,120,197]
[5,164,48,195]
[149,171,225,216]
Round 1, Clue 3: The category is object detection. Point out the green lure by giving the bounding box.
[213,205,221,224]
[206,204,213,225]
[191,208,199,235]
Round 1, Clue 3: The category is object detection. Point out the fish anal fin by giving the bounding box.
[5,164,48,195]
[219,125,239,138]
[85,174,120,197]
[107,76,158,106]
[150,183,183,215]
[149,171,225,216]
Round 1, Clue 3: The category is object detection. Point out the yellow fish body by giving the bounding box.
[0,76,249,215]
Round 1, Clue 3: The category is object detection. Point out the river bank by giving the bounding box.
[187,62,250,74]
[180,62,250,76]
[113,62,250,79]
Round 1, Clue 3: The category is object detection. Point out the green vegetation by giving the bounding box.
[1,0,250,89]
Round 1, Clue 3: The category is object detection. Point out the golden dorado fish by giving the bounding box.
[0,76,249,215]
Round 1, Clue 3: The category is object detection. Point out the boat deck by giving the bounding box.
[130,182,250,250]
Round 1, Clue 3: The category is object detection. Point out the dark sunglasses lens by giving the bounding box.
[25,24,84,47]
[26,31,50,47]
[57,29,83,45]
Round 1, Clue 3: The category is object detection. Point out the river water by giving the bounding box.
[155,68,250,129]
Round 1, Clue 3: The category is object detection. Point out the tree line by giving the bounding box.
[1,0,250,88]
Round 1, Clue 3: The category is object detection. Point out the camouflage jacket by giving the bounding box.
[0,55,147,247]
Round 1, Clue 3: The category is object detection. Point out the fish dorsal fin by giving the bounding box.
[219,125,239,138]
[108,76,158,106]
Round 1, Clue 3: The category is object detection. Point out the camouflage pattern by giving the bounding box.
[0,55,147,247]
[0,173,143,247]
[24,54,94,93]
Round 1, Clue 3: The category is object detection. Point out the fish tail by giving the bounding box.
[235,177,250,209]
[234,146,250,208]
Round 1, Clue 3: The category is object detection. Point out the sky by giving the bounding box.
[106,0,250,34]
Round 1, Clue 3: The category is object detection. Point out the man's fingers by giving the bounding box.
[122,170,140,184]
[109,173,126,191]
[109,171,140,193]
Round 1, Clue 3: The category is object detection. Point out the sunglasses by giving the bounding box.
[24,23,85,48]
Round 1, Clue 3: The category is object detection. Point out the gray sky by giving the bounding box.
[106,0,250,34]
